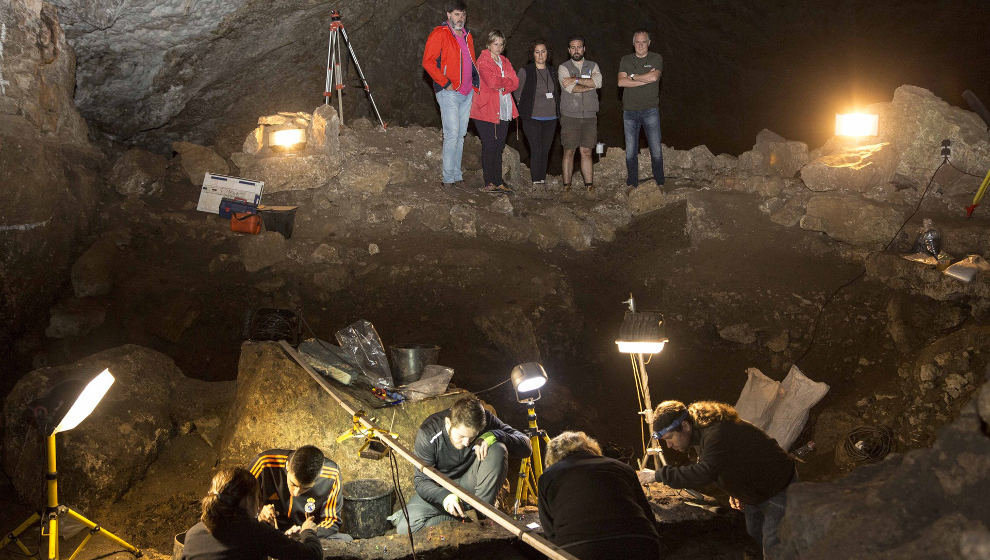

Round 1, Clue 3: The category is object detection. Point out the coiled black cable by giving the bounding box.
[843,426,892,464]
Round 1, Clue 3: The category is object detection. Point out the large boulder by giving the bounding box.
[232,152,340,192]
[875,85,990,191]
[800,142,897,194]
[70,238,119,297]
[0,1,102,368]
[800,193,905,247]
[172,141,229,184]
[777,378,990,559]
[0,345,220,515]
[218,342,467,497]
[748,129,810,178]
[109,148,168,196]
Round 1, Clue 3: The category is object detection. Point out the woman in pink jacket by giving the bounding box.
[470,30,519,194]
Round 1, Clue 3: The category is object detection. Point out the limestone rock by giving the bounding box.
[478,212,532,244]
[753,129,809,178]
[393,205,412,222]
[766,330,790,353]
[528,215,561,250]
[2,345,187,514]
[800,141,897,194]
[627,183,666,215]
[45,297,106,338]
[473,306,541,363]
[172,141,229,184]
[71,238,118,297]
[238,231,287,272]
[719,323,757,345]
[339,158,391,193]
[875,85,990,190]
[800,193,905,247]
[541,207,594,251]
[232,152,338,193]
[489,195,514,215]
[415,203,451,232]
[778,381,990,559]
[662,144,716,183]
[310,244,341,264]
[588,203,633,243]
[308,104,341,153]
[109,148,167,196]
[502,144,522,183]
[449,204,477,237]
[218,342,466,499]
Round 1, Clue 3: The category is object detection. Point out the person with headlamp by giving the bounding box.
[637,400,795,557]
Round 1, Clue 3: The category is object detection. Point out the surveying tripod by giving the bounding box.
[512,399,551,514]
[324,9,386,130]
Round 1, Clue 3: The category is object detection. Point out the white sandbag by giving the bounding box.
[765,365,829,450]
[734,367,780,431]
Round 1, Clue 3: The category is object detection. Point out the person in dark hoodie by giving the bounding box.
[538,431,660,559]
[389,395,532,534]
[638,400,796,557]
[178,467,322,560]
[422,0,480,189]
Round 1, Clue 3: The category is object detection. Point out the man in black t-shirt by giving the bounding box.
[617,30,665,187]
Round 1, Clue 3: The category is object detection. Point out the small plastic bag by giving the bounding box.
[912,218,942,258]
[335,319,394,388]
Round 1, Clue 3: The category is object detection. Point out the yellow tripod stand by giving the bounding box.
[512,399,551,515]
[1,434,141,559]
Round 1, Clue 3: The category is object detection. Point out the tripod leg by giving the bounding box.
[0,512,40,555]
[513,457,531,515]
[338,26,386,130]
[62,507,141,559]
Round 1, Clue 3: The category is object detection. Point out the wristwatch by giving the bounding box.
[630,73,636,81]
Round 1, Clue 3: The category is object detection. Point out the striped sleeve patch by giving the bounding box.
[250,454,288,477]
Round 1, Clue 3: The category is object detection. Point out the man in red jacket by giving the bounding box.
[422,1,479,188]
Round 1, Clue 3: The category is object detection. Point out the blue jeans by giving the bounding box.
[744,487,787,558]
[436,89,474,183]
[623,107,664,186]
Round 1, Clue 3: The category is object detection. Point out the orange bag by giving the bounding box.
[231,212,261,234]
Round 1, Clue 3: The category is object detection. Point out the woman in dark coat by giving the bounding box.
[538,431,661,559]
[514,39,559,185]
[179,467,322,560]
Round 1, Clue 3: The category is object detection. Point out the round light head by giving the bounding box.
[511,362,548,396]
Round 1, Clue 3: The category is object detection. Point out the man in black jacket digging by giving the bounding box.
[389,396,532,534]
[637,400,796,557]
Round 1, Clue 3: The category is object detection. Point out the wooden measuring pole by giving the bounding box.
[277,341,579,560]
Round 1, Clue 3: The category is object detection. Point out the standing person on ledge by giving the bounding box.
[250,445,349,540]
[557,35,602,193]
[514,40,559,187]
[617,29,665,187]
[638,400,796,558]
[422,1,479,189]
[178,467,322,560]
[388,396,531,534]
[471,29,519,194]
[538,431,660,560]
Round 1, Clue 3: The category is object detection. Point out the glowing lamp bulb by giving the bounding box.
[271,128,306,148]
[516,376,546,393]
[616,340,667,354]
[835,113,879,137]
[53,369,115,434]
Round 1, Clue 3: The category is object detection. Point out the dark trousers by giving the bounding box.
[474,119,510,186]
[521,118,557,181]
[623,107,664,186]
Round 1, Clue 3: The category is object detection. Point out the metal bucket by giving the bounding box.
[173,532,185,558]
[341,479,394,539]
[389,344,440,385]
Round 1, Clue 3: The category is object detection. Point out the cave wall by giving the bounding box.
[0,0,102,378]
[50,0,990,155]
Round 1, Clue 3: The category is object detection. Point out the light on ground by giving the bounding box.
[835,113,879,137]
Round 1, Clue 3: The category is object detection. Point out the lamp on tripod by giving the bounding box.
[615,295,669,470]
[509,362,551,515]
[0,368,142,559]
